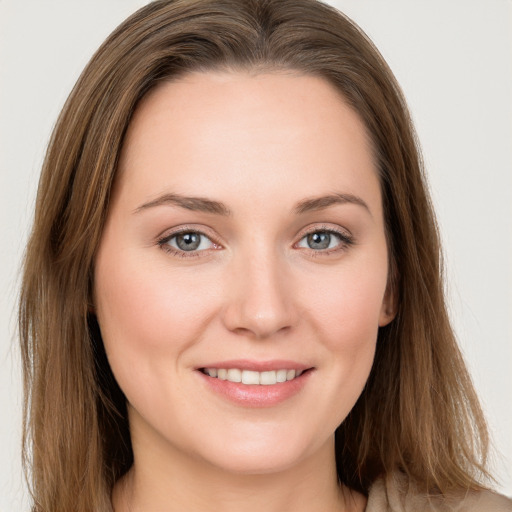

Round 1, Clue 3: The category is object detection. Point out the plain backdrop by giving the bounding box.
[1,1,511,510]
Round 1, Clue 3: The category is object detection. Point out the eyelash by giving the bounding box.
[157,227,220,258]
[156,225,354,258]
[295,226,355,256]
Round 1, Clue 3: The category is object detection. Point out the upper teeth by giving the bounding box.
[203,368,303,385]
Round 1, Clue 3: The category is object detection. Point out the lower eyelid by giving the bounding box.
[160,245,197,258]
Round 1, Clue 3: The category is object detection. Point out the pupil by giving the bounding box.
[308,232,330,250]
[177,232,200,251]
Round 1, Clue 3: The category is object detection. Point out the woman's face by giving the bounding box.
[94,71,394,475]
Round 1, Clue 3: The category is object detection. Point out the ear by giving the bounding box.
[378,281,397,327]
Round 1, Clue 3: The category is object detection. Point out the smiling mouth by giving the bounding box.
[199,368,310,385]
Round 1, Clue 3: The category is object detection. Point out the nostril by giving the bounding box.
[230,324,293,340]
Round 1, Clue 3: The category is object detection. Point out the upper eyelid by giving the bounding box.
[295,223,352,239]
[157,225,220,243]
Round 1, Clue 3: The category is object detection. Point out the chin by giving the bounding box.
[201,449,307,476]
[190,428,330,476]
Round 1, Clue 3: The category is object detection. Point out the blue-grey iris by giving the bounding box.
[176,232,201,251]
[307,232,331,250]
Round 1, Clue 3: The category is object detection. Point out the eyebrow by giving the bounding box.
[134,193,231,216]
[294,193,371,216]
[134,191,370,217]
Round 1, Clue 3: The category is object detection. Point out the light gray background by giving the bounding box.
[1,1,510,510]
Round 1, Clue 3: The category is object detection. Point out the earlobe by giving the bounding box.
[378,285,397,327]
[378,306,395,327]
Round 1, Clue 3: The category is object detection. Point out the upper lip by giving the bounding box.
[196,359,313,372]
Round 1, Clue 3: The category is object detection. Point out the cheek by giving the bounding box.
[299,258,387,407]
[93,250,226,437]
[304,260,388,345]
[94,247,221,372]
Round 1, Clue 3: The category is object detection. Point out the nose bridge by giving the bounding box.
[222,240,297,339]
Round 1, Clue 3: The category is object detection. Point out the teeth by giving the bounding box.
[241,370,260,385]
[227,368,242,383]
[260,371,276,385]
[203,367,304,385]
[276,369,287,383]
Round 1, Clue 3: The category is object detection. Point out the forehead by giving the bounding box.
[115,70,380,215]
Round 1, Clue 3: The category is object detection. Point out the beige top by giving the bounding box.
[366,472,512,511]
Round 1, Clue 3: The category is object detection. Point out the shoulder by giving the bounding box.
[366,471,512,512]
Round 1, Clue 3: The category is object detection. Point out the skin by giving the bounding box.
[94,70,395,512]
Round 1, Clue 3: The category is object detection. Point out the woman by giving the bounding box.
[18,0,512,511]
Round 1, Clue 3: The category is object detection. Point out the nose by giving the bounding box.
[221,249,298,339]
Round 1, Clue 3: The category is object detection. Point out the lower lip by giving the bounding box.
[197,370,312,408]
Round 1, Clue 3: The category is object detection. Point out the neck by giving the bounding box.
[112,425,365,512]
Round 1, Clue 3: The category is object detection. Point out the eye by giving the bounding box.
[159,231,217,253]
[296,229,352,252]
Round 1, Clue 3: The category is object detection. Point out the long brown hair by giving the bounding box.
[19,0,490,510]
